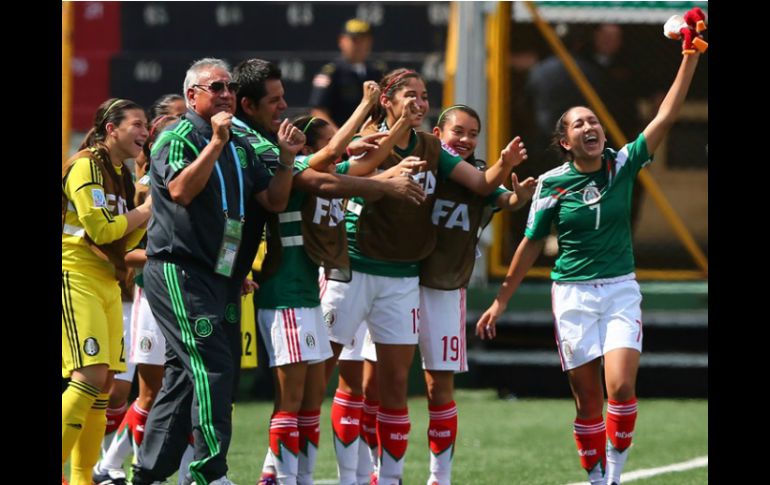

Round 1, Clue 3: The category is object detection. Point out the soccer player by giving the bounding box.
[476,47,704,485]
[62,98,153,485]
[92,112,195,485]
[417,104,535,485]
[320,68,527,485]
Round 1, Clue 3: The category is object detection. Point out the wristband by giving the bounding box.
[277,159,294,171]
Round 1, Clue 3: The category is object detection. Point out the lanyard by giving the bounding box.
[204,137,245,222]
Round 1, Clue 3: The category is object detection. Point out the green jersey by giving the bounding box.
[341,129,463,277]
[255,156,350,309]
[255,157,315,309]
[525,133,652,281]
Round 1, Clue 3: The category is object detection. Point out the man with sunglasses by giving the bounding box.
[131,57,303,485]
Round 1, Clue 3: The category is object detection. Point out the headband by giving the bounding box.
[436,104,471,127]
[383,70,417,96]
[302,117,317,134]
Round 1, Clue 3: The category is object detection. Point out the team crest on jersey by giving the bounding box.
[139,336,153,353]
[582,186,602,205]
[83,337,100,356]
[440,140,459,157]
[305,332,316,349]
[194,318,213,337]
[324,311,335,327]
[236,146,248,168]
[91,188,107,208]
[225,303,238,323]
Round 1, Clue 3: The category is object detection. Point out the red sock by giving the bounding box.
[607,398,638,452]
[331,390,363,446]
[573,416,606,474]
[105,402,128,435]
[123,401,149,446]
[270,411,300,457]
[377,407,410,463]
[298,409,321,452]
[427,401,457,455]
[361,399,380,451]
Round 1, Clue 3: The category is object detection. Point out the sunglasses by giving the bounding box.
[193,81,240,94]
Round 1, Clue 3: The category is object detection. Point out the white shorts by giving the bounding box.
[418,286,468,373]
[552,278,643,371]
[114,301,136,382]
[321,270,420,346]
[258,306,333,367]
[129,285,167,366]
[339,321,370,361]
[361,327,377,362]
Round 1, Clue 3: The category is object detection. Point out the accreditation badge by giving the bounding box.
[214,219,243,277]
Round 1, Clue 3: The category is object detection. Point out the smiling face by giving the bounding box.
[384,76,429,128]
[187,67,236,121]
[105,108,148,162]
[253,78,288,134]
[560,107,606,162]
[433,110,480,160]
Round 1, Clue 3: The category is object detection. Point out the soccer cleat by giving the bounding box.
[256,472,277,485]
[93,468,128,485]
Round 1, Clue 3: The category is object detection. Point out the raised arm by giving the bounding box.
[255,120,303,212]
[450,136,528,196]
[496,173,537,212]
[309,81,382,171]
[168,111,231,206]
[476,236,545,340]
[643,51,701,155]
[345,98,422,176]
[294,168,425,205]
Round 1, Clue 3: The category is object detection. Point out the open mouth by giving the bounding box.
[584,133,600,149]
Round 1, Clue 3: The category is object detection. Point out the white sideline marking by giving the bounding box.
[314,480,338,484]
[564,455,708,484]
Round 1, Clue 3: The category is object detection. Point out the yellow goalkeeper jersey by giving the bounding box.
[62,157,145,281]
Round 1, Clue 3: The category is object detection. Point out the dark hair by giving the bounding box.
[79,98,145,150]
[369,68,423,125]
[150,93,185,119]
[436,104,482,133]
[550,106,584,162]
[142,114,180,159]
[78,97,143,211]
[232,59,282,118]
[292,115,331,151]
